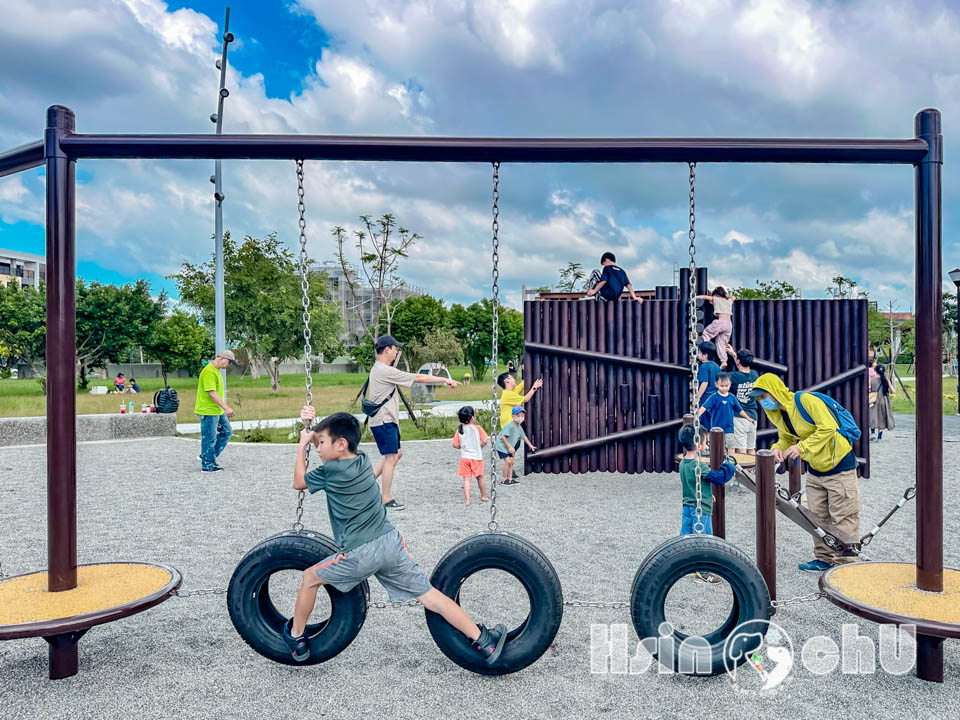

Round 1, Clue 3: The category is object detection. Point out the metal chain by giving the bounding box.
[295,159,313,534]
[860,485,916,547]
[488,161,501,534]
[770,591,826,609]
[368,600,421,610]
[0,561,9,579]
[687,162,704,535]
[172,587,228,598]
[563,599,631,610]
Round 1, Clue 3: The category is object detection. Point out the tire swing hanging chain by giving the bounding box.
[687,162,706,536]
[295,158,312,534]
[488,161,501,534]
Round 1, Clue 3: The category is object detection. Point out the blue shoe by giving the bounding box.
[798,559,833,573]
[283,620,311,662]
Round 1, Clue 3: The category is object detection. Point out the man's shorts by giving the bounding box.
[313,529,432,604]
[371,422,401,455]
[732,416,757,450]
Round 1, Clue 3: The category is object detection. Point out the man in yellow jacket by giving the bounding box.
[751,373,860,572]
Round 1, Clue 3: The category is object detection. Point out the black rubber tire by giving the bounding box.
[426,532,563,676]
[630,534,770,677]
[227,529,369,666]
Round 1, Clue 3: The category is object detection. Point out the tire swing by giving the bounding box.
[629,164,770,677]
[425,163,563,675]
[227,161,368,665]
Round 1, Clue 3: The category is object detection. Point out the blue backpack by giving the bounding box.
[793,391,861,445]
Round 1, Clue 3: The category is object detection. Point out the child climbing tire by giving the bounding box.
[227,530,369,666]
[426,532,563,676]
[630,534,771,677]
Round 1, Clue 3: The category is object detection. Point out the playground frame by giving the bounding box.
[0,105,944,679]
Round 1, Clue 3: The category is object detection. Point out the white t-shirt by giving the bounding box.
[367,361,416,427]
[453,424,488,461]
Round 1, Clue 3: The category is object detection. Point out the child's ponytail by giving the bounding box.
[457,406,474,436]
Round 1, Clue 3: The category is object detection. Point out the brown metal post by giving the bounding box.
[44,105,78,679]
[709,428,725,539]
[914,108,944,682]
[756,450,776,604]
[788,458,802,497]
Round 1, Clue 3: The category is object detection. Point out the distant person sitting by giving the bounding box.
[584,252,644,303]
[114,372,126,393]
[129,377,141,394]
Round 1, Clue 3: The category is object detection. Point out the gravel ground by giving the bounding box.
[1,415,960,719]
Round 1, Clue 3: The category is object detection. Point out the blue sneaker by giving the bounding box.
[283,620,311,662]
[798,559,833,573]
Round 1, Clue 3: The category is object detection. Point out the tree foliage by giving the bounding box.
[143,309,214,386]
[447,299,524,381]
[734,280,799,300]
[407,328,464,369]
[170,231,343,393]
[0,282,46,377]
[557,262,586,292]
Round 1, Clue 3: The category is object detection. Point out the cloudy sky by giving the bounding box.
[1,0,958,310]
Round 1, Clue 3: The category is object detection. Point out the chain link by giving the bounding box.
[686,162,704,535]
[860,485,916,547]
[488,161,501,534]
[295,159,313,534]
[172,587,228,598]
[770,591,826,609]
[563,599,631,610]
[368,599,421,610]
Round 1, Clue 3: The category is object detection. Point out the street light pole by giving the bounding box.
[948,268,960,414]
[210,8,233,392]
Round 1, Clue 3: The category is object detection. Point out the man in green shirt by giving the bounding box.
[195,349,239,472]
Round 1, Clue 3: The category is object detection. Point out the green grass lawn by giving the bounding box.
[0,365,506,423]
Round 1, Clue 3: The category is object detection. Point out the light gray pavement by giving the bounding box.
[1,415,960,719]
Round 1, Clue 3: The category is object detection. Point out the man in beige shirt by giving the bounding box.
[368,335,459,510]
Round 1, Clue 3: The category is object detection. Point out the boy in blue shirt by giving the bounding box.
[698,372,756,457]
[285,407,506,665]
[677,425,735,583]
[496,406,537,486]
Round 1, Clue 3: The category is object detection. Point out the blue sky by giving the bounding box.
[1,0,959,311]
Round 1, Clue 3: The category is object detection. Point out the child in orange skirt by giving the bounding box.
[451,406,489,506]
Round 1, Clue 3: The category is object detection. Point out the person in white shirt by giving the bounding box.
[451,406,489,506]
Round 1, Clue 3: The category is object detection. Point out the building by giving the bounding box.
[0,249,45,288]
[318,261,423,344]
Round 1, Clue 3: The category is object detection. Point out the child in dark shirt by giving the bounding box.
[285,407,507,666]
[584,252,644,303]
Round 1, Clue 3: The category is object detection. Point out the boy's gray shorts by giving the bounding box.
[313,529,432,603]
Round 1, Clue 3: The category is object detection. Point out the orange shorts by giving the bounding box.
[458,458,484,478]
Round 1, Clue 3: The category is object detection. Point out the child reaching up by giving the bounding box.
[452,406,489,506]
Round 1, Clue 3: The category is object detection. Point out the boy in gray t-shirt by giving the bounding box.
[495,406,537,486]
[284,407,507,666]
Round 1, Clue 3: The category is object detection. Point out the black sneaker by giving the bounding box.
[512,470,520,480]
[201,466,223,473]
[283,620,311,662]
[384,499,406,511]
[472,623,507,665]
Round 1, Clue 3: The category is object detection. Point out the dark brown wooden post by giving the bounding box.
[44,105,78,679]
[788,458,802,497]
[710,427,725,539]
[914,107,944,683]
[756,449,776,605]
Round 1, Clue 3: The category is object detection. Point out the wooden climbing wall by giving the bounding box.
[522,275,871,478]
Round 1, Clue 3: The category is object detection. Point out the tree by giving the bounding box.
[332,214,421,342]
[407,328,463,369]
[447,299,524,381]
[0,282,46,382]
[388,294,447,347]
[170,232,343,393]
[75,279,165,388]
[826,275,862,299]
[143,309,214,386]
[734,280,799,300]
[557,262,585,293]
